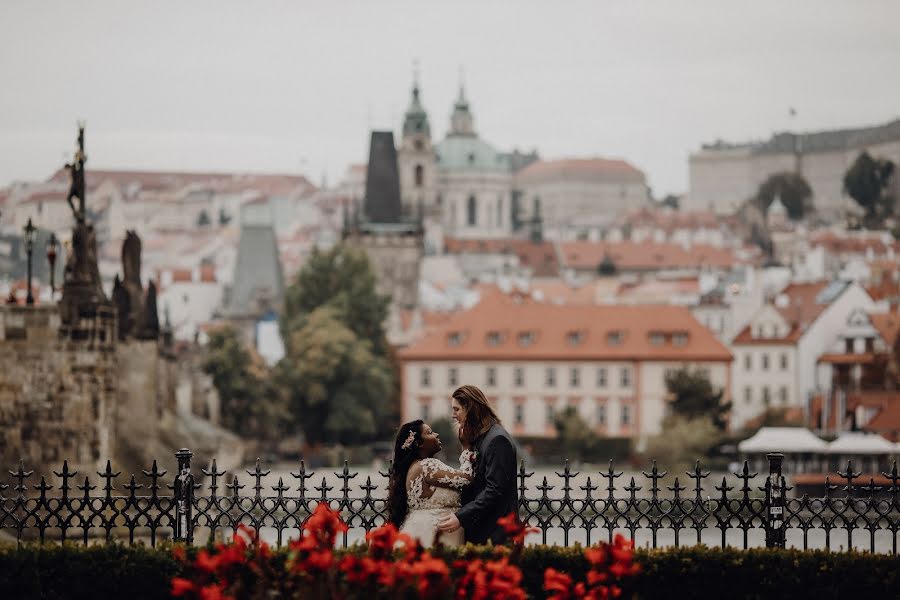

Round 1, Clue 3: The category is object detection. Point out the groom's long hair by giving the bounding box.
[453,385,501,447]
[387,420,424,528]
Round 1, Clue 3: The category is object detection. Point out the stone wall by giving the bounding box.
[0,305,117,476]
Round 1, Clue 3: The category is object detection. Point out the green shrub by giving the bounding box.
[0,543,898,599]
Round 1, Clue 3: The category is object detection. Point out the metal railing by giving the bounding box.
[2,449,899,553]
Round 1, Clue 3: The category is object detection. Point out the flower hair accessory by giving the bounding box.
[401,429,417,450]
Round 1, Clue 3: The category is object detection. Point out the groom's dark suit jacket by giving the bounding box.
[456,423,518,544]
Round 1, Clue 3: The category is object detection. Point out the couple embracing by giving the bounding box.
[387,385,518,547]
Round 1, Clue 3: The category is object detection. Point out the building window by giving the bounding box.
[596,404,606,425]
[780,353,788,370]
[744,353,752,371]
[514,404,524,426]
[761,354,770,371]
[447,332,464,346]
[546,403,555,425]
[421,402,430,421]
[845,338,854,353]
[570,367,580,387]
[779,386,788,404]
[649,332,664,346]
[762,386,771,406]
[621,405,631,426]
[414,164,424,187]
[421,367,430,387]
[597,367,607,387]
[672,332,688,347]
[607,331,624,346]
[448,367,458,387]
[486,367,497,387]
[620,367,632,387]
[567,330,585,346]
[467,195,477,226]
[744,386,752,404]
[546,367,556,387]
[518,331,535,346]
[514,367,524,387]
[486,331,504,346]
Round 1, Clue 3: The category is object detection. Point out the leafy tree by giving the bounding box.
[218,208,232,225]
[660,194,680,210]
[203,326,286,437]
[553,406,596,461]
[275,306,394,445]
[755,172,813,221]
[196,209,211,227]
[664,367,730,430]
[645,415,724,468]
[282,244,391,358]
[843,151,896,227]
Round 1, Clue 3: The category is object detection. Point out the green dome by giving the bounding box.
[435,136,510,171]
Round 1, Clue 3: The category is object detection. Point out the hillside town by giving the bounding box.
[1,75,899,482]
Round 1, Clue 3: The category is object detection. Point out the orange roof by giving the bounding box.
[398,290,732,362]
[443,238,559,277]
[560,240,736,271]
[810,231,900,255]
[870,311,900,347]
[863,393,900,440]
[615,207,721,231]
[516,158,644,181]
[733,281,833,345]
[818,352,877,365]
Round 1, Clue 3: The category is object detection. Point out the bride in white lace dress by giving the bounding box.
[387,420,473,548]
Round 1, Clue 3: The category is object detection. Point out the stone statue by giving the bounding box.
[60,123,109,325]
[143,280,160,339]
[111,276,130,341]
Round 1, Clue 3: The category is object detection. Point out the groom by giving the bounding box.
[437,385,518,544]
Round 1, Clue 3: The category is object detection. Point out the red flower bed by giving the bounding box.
[170,505,639,599]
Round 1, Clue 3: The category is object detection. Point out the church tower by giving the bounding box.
[397,66,440,252]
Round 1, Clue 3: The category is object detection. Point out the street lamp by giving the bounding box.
[23,218,36,305]
[46,232,58,296]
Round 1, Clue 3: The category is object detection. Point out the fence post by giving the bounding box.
[174,448,195,544]
[764,452,786,549]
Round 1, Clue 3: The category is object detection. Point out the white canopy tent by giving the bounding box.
[826,432,895,455]
[738,427,828,454]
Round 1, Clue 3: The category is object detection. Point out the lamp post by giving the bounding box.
[23,218,36,305]
[46,232,58,296]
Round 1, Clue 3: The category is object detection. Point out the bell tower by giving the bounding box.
[397,63,439,238]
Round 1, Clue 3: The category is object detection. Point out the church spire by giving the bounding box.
[402,60,430,139]
[449,70,475,136]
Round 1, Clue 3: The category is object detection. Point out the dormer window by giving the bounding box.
[468,152,476,164]
[486,331,505,346]
[518,331,536,347]
[649,332,664,346]
[607,331,624,346]
[672,332,689,347]
[447,331,465,347]
[566,330,585,346]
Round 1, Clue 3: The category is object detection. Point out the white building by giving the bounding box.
[730,280,875,429]
[398,289,732,447]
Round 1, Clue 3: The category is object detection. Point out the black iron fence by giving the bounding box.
[2,449,900,553]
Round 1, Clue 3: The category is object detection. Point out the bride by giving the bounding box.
[387,420,473,547]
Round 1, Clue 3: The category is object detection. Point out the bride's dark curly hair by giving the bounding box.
[387,420,424,528]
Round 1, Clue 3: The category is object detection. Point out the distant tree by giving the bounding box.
[843,151,896,227]
[282,244,391,359]
[203,326,286,437]
[661,194,680,210]
[196,209,211,227]
[431,417,463,463]
[755,172,813,220]
[664,367,730,430]
[553,406,596,461]
[645,415,723,467]
[275,306,394,445]
[219,208,232,225]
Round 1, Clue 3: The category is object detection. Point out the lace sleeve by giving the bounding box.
[459,450,475,475]
[420,457,472,490]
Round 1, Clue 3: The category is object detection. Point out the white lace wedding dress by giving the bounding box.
[399,451,474,548]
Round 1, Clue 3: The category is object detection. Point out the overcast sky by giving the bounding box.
[1,1,897,196]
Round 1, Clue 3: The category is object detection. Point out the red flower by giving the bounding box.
[195,549,219,574]
[198,583,230,600]
[412,552,451,598]
[545,567,574,599]
[171,545,187,563]
[584,545,607,566]
[170,577,195,597]
[496,512,539,545]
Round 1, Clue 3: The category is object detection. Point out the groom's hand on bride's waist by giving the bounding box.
[437,514,461,533]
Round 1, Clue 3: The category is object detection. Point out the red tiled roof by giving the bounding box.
[443,238,559,278]
[733,281,832,345]
[863,393,900,440]
[870,311,900,347]
[398,289,732,362]
[560,240,736,271]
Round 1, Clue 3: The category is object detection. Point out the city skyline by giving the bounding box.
[1,1,898,196]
